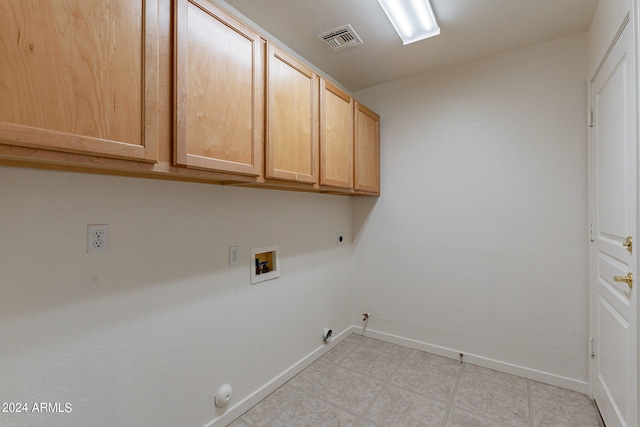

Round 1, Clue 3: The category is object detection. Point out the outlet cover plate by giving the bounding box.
[229,246,239,266]
[88,224,109,254]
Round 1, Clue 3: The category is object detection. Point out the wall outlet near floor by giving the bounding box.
[87,224,109,254]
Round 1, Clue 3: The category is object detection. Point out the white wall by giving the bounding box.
[0,167,353,427]
[352,33,589,387]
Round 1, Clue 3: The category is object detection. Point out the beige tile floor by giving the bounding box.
[227,334,604,427]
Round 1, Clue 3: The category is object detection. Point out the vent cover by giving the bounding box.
[317,25,363,51]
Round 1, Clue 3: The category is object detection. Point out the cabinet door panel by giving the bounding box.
[320,80,353,189]
[354,102,380,194]
[266,45,318,184]
[0,0,158,161]
[174,0,263,176]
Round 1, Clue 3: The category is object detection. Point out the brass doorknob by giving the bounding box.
[614,272,633,289]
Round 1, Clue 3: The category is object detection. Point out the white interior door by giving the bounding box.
[590,20,637,427]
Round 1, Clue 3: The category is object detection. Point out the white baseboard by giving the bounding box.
[356,326,589,394]
[206,327,353,427]
[207,325,589,426]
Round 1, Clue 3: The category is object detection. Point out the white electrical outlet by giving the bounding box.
[88,224,109,254]
[229,246,239,266]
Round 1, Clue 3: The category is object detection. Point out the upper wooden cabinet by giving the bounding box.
[266,44,319,184]
[0,0,158,162]
[0,1,380,196]
[354,102,380,195]
[320,80,354,190]
[174,0,263,176]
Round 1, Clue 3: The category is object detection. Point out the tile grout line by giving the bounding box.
[355,339,413,426]
[238,388,297,427]
[231,335,601,426]
[237,335,371,427]
[236,337,357,427]
[335,335,368,364]
[439,361,465,427]
[528,380,534,427]
[303,336,373,423]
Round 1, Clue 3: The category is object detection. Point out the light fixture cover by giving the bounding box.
[378,0,440,45]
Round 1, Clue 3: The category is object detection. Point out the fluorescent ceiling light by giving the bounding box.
[378,0,440,45]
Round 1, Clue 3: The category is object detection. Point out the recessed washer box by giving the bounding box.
[251,245,280,285]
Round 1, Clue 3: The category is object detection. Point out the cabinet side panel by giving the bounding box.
[0,0,142,146]
[185,2,253,165]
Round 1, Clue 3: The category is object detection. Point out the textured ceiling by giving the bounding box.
[222,0,599,92]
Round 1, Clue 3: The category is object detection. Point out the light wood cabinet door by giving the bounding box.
[354,102,380,194]
[266,44,318,184]
[0,0,158,162]
[174,0,263,176]
[320,80,353,190]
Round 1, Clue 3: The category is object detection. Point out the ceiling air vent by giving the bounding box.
[317,25,363,51]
